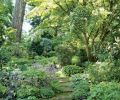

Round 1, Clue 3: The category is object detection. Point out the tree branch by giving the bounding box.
[53,0,69,15]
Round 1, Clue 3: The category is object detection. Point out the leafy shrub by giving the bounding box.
[27,96,38,100]
[17,85,39,98]
[71,56,80,65]
[88,62,111,83]
[21,68,48,91]
[97,52,109,62]
[47,51,56,57]
[50,80,62,93]
[88,82,120,100]
[55,44,75,65]
[0,71,10,87]
[52,36,63,49]
[40,38,52,55]
[108,42,120,61]
[40,87,55,98]
[34,56,58,66]
[109,60,120,81]
[7,43,28,58]
[71,49,88,66]
[17,96,38,100]
[0,43,28,64]
[71,73,90,83]
[7,58,30,71]
[0,43,28,67]
[96,40,120,62]
[78,49,88,63]
[55,43,88,66]
[71,75,90,100]
[30,15,41,28]
[88,61,120,83]
[28,38,52,56]
[63,65,82,76]
[41,30,53,39]
[0,46,11,66]
[28,39,42,56]
[23,68,47,81]
[16,68,61,99]
[0,83,7,97]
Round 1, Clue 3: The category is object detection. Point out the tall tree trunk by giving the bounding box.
[12,0,26,42]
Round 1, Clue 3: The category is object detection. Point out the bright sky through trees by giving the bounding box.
[12,0,32,33]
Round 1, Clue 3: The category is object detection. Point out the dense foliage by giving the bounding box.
[63,65,82,76]
[88,82,120,100]
[0,0,120,99]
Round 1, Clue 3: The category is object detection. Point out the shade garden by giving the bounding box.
[0,0,120,100]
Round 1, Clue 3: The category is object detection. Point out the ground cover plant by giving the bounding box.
[0,0,120,100]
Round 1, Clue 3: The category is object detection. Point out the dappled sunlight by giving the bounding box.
[0,0,120,99]
[56,69,66,78]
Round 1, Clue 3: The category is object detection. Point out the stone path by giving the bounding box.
[42,75,73,100]
[32,63,73,100]
[49,76,73,100]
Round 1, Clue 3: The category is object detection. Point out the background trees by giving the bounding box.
[26,0,120,61]
[0,0,120,100]
[0,0,13,46]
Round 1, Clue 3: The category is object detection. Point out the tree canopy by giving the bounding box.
[0,0,120,100]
